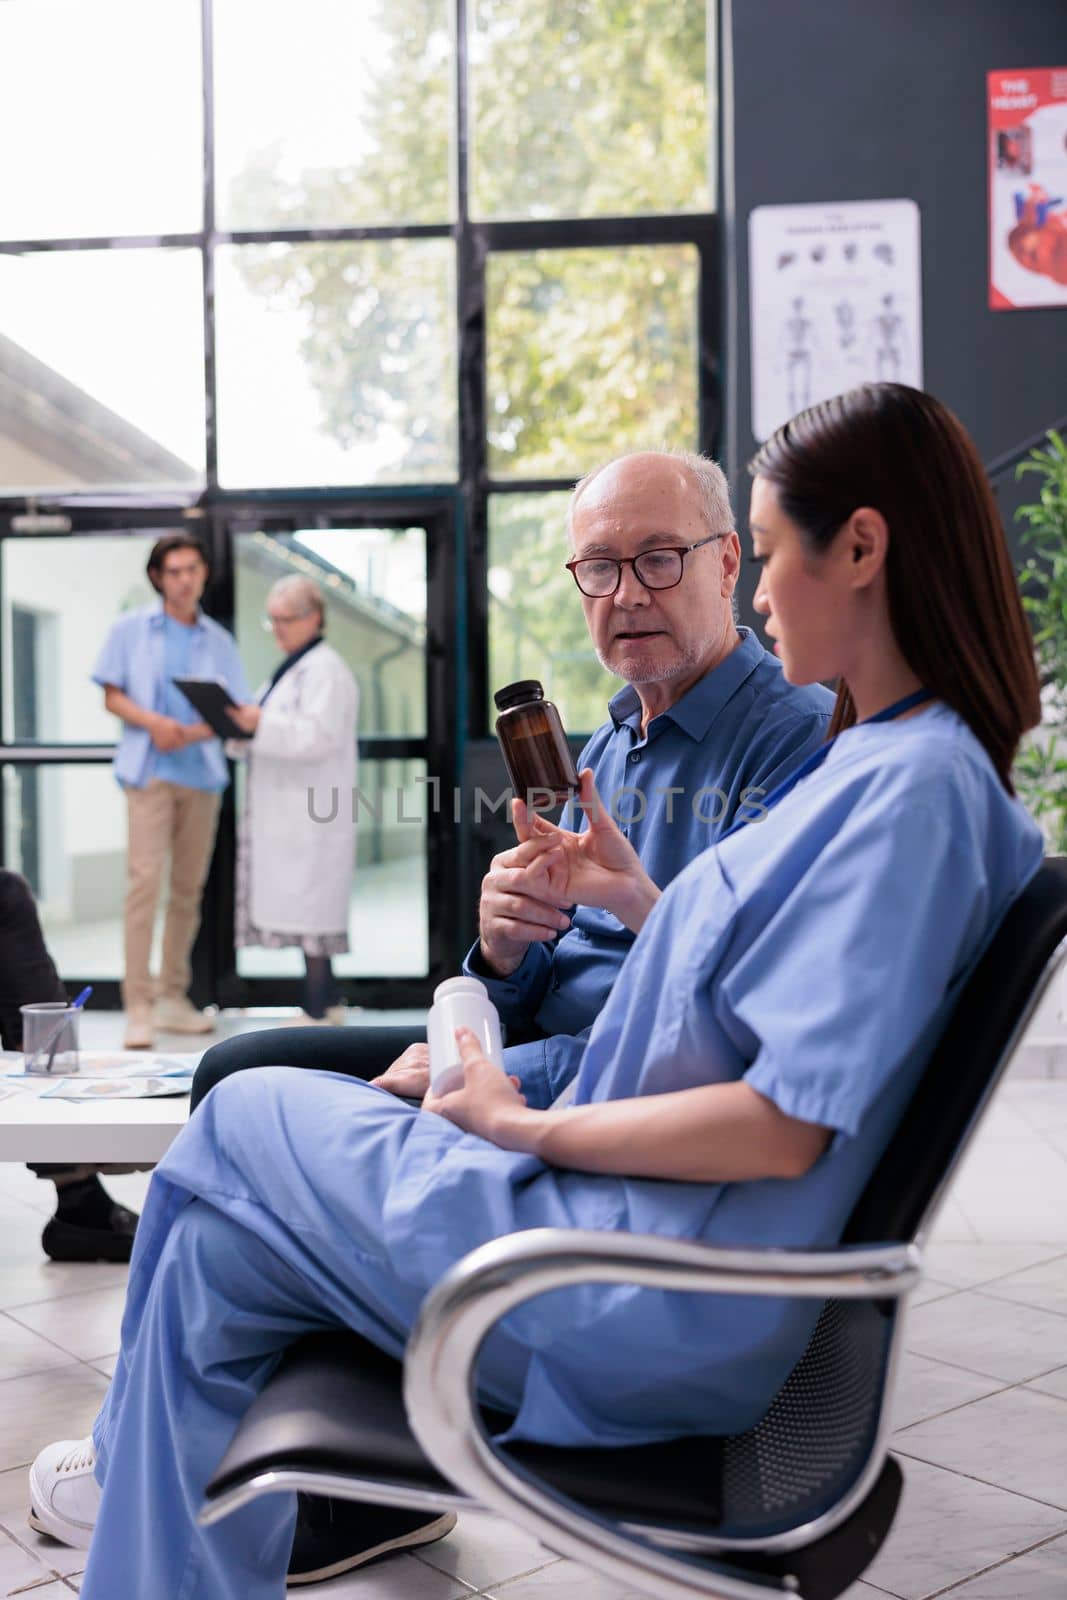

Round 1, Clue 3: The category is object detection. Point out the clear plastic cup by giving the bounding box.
[20,1001,81,1075]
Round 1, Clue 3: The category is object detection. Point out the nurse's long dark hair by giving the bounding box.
[749,383,1040,791]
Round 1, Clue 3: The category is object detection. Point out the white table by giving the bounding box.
[0,1088,188,1164]
[0,1056,192,1164]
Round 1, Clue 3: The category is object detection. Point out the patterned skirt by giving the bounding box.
[234,790,349,958]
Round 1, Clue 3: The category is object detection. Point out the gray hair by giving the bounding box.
[268,574,324,622]
[565,449,734,545]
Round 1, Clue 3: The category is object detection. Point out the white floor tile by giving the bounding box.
[904,1289,1067,1384]
[1025,1364,1067,1402]
[0,1363,108,1475]
[482,1557,646,1600]
[0,1313,78,1386]
[926,1193,978,1242]
[415,1509,553,1592]
[947,1530,1067,1597]
[921,1242,1065,1290]
[0,1526,58,1595]
[890,1351,1006,1432]
[1006,1082,1067,1132]
[980,1252,1067,1317]
[6,1286,127,1365]
[863,1453,1067,1599]
[896,1387,1067,1509]
[948,1140,1067,1243]
[292,1550,473,1598]
[0,1245,129,1315]
[0,1463,86,1578]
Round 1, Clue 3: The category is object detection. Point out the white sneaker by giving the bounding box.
[324,1005,347,1026]
[28,1437,101,1549]
[155,996,217,1035]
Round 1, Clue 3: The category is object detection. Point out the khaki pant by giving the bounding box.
[123,781,221,1015]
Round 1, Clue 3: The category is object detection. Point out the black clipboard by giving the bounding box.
[172,678,252,739]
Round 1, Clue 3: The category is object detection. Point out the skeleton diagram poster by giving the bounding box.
[988,67,1067,310]
[749,199,923,442]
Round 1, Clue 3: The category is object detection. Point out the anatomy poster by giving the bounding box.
[748,200,922,442]
[988,67,1067,310]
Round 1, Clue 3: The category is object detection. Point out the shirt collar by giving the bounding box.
[149,601,205,631]
[606,628,765,742]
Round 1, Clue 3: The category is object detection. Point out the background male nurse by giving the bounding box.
[93,534,248,1049]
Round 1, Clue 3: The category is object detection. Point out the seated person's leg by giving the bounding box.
[31,1069,463,1598]
[302,953,332,1021]
[190,1024,425,1112]
[0,869,140,1263]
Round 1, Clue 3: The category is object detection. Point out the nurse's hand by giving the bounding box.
[423,1030,534,1149]
[227,703,261,735]
[516,769,661,934]
[147,713,187,752]
[370,1042,431,1100]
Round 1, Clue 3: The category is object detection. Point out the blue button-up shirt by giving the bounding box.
[91,603,249,790]
[465,629,835,1105]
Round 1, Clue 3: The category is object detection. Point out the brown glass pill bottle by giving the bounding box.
[493,679,580,807]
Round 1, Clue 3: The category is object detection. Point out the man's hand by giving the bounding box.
[477,835,574,977]
[227,703,261,735]
[370,1042,431,1100]
[516,769,661,934]
[423,1029,534,1147]
[148,714,188,753]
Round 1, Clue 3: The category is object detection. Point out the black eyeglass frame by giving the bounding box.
[564,530,732,598]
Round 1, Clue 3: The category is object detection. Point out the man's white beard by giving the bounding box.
[595,635,718,685]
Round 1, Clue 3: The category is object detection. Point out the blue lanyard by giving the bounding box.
[723,687,934,841]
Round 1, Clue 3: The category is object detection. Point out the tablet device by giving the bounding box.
[172,678,253,740]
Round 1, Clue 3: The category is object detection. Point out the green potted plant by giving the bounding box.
[1014,429,1067,850]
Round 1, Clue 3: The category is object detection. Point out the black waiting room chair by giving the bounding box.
[200,860,1067,1600]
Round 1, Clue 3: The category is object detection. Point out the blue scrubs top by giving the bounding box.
[91,602,249,790]
[466,629,834,1105]
[381,705,1041,1442]
[151,616,220,791]
[137,704,1039,1464]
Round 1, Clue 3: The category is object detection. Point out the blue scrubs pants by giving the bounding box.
[79,1067,531,1600]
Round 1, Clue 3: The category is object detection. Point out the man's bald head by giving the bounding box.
[566,450,733,547]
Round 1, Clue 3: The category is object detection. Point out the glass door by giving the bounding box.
[0,498,457,1010]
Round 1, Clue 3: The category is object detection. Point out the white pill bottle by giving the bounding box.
[426,976,505,1096]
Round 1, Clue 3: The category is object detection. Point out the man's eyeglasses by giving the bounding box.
[260,611,310,631]
[565,532,730,598]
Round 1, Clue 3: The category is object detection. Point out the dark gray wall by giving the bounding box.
[722,0,1067,617]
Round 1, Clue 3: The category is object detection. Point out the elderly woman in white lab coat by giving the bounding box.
[227,576,358,1021]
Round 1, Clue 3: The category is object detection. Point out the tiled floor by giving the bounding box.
[0,1016,1065,1598]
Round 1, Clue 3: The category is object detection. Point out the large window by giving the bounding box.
[0,0,718,999]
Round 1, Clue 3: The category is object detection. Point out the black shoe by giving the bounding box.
[287,1493,456,1587]
[41,1203,139,1264]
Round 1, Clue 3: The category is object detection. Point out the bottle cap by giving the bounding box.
[432,976,489,1003]
[493,679,544,712]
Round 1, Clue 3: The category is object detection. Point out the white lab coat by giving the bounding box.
[243,642,358,937]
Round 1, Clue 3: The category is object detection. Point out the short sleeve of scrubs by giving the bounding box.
[720,795,988,1141]
[91,620,129,691]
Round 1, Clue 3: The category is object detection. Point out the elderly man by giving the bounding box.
[461,448,834,1105]
[187,449,832,1587]
[93,534,248,1049]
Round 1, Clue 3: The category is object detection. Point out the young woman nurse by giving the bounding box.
[30,384,1042,1600]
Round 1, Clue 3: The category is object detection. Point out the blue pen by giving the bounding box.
[40,986,93,1074]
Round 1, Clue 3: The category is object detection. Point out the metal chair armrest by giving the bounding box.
[403,1231,919,1600]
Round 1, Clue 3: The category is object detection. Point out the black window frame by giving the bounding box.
[0,0,721,1003]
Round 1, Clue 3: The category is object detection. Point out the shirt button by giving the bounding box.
[629,751,641,764]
